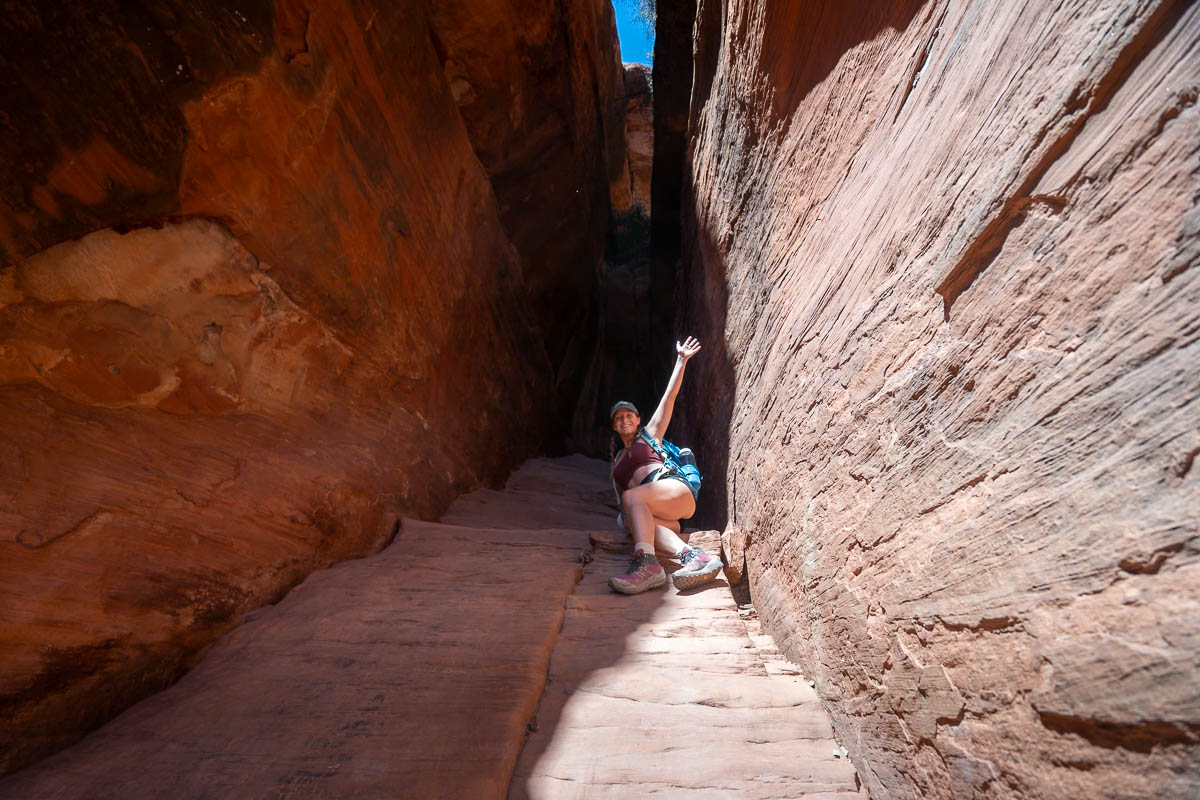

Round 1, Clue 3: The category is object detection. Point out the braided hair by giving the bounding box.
[608,401,642,479]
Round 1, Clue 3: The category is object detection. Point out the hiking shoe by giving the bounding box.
[672,546,723,590]
[609,552,667,595]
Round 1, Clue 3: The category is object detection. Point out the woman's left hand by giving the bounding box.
[676,336,701,361]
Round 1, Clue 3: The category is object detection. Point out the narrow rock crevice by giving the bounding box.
[2,0,1198,797]
[892,4,948,124]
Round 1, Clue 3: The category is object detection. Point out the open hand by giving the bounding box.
[676,336,701,361]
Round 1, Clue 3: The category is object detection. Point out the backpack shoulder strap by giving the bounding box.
[639,428,670,461]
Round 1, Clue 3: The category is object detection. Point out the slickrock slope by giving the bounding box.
[675,1,1200,798]
[0,0,621,775]
[0,456,862,799]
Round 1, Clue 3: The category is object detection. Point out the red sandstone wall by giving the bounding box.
[0,0,619,775]
[678,1,1200,797]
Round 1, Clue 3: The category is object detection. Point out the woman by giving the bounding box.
[608,335,722,594]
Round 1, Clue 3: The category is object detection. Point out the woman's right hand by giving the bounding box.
[647,336,700,439]
[676,336,701,361]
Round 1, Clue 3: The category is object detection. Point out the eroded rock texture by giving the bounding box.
[0,0,619,775]
[677,1,1200,797]
[0,458,605,800]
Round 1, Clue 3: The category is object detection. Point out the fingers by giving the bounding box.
[676,336,702,358]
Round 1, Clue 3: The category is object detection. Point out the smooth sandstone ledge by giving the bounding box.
[0,517,590,799]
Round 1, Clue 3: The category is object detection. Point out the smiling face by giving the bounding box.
[612,408,640,439]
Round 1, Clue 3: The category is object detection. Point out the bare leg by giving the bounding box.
[654,520,688,555]
[621,495,656,553]
[623,514,687,554]
[620,482,695,554]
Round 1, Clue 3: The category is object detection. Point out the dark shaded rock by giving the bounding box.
[649,0,699,381]
[429,0,626,416]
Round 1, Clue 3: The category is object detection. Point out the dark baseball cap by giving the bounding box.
[609,401,639,419]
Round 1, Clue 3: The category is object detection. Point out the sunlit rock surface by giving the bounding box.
[0,0,619,775]
[675,1,1200,797]
[612,62,654,217]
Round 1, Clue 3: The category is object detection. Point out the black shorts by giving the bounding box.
[639,468,699,502]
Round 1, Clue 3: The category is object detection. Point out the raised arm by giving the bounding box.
[644,336,702,441]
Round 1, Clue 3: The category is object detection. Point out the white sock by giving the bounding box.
[634,542,650,556]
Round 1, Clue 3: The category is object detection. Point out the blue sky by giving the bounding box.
[612,0,654,65]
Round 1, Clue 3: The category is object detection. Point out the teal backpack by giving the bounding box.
[611,430,702,530]
[639,429,702,496]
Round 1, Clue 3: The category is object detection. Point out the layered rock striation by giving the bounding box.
[0,0,621,775]
[674,1,1200,797]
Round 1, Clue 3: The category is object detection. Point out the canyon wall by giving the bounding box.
[0,0,620,775]
[676,1,1200,797]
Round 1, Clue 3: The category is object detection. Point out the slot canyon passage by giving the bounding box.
[0,0,1197,797]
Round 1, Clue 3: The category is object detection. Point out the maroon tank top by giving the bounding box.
[612,437,664,489]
